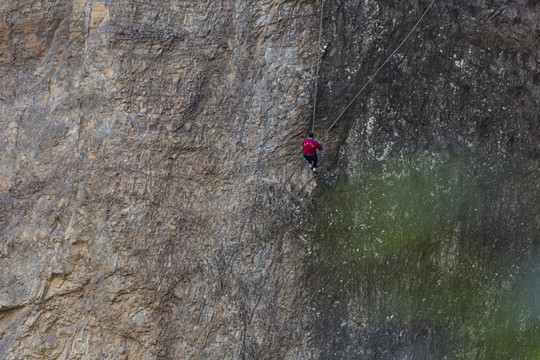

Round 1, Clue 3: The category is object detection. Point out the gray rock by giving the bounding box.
[0,0,537,358]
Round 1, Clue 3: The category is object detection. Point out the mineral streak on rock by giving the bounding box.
[308,0,539,358]
[0,0,538,358]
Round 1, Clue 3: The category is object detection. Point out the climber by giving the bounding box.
[302,132,323,173]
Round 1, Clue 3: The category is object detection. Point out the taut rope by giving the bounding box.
[310,0,325,133]
[319,0,437,140]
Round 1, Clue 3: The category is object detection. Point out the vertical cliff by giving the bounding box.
[1,1,319,359]
[0,0,538,359]
[315,0,538,167]
[306,0,539,358]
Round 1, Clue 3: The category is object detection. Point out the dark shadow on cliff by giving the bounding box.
[303,145,540,359]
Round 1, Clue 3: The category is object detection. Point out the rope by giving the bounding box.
[320,0,436,140]
[310,0,325,133]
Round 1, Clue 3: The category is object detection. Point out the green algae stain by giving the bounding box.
[306,148,540,359]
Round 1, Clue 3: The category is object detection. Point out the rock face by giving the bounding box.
[0,0,538,359]
[307,0,539,358]
[315,0,538,169]
[1,1,318,359]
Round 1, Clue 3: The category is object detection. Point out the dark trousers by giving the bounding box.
[304,154,318,168]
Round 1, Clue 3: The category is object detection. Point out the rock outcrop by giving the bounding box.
[315,0,538,169]
[308,0,539,358]
[0,0,538,359]
[1,1,319,359]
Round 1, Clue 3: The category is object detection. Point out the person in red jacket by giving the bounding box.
[302,132,323,173]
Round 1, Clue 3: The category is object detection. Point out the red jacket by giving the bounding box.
[302,138,322,156]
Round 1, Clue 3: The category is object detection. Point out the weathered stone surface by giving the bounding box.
[306,0,539,358]
[1,1,318,359]
[0,0,538,359]
[315,0,538,170]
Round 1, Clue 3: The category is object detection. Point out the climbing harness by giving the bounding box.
[310,0,437,140]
